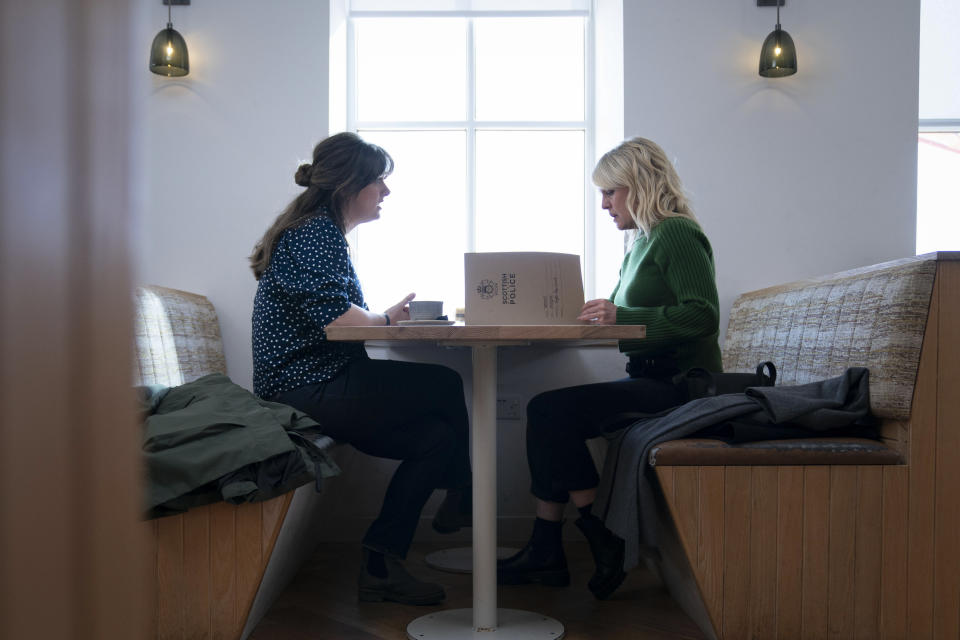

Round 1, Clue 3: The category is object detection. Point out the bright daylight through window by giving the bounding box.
[916,0,959,254]
[346,4,592,313]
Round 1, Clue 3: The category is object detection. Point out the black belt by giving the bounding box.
[625,357,680,381]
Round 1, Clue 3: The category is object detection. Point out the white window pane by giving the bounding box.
[355,19,466,122]
[351,0,589,11]
[467,0,588,10]
[351,0,463,10]
[919,0,960,120]
[476,130,584,257]
[354,130,468,312]
[917,132,960,254]
[475,18,584,121]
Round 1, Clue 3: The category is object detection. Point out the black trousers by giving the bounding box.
[274,356,471,558]
[526,376,684,504]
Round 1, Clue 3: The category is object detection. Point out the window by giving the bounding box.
[917,130,960,254]
[343,2,594,313]
[917,0,960,254]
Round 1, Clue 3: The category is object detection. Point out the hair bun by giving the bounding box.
[294,163,313,187]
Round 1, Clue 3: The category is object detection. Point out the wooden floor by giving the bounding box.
[250,541,706,640]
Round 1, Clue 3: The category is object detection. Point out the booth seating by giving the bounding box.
[135,285,329,640]
[648,252,959,639]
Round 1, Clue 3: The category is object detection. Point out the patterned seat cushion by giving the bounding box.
[723,255,937,421]
[134,285,227,387]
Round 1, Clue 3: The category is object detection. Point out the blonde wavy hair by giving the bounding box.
[592,137,697,236]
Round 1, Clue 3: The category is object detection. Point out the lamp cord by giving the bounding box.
[776,1,780,29]
[167,1,172,27]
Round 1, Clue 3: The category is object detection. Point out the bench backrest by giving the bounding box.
[133,285,227,387]
[723,254,938,421]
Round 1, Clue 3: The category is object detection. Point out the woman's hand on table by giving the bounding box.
[578,299,617,325]
[385,293,415,325]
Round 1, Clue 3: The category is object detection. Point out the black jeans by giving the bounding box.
[274,356,471,558]
[526,376,683,503]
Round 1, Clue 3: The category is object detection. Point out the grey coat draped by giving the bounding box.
[594,367,872,571]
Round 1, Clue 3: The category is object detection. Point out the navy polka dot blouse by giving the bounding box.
[252,215,367,399]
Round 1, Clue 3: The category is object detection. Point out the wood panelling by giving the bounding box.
[721,467,751,639]
[880,466,908,639]
[934,262,960,639]
[157,515,185,639]
[654,258,960,639]
[801,467,830,640]
[236,503,264,629]
[853,466,882,640]
[748,467,778,640]
[908,269,938,639]
[184,508,212,637]
[674,468,700,555]
[699,467,725,636]
[776,467,804,640]
[827,466,857,640]
[210,502,238,640]
[144,493,293,640]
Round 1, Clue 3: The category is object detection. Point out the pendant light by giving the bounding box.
[758,0,797,78]
[150,1,189,77]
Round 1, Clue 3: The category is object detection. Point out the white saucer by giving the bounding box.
[397,319,456,326]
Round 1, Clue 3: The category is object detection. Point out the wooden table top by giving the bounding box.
[325,323,646,343]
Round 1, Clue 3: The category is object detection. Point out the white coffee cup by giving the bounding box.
[408,300,444,321]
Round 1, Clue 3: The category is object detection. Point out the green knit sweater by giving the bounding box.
[611,216,723,372]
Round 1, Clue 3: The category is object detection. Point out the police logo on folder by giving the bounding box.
[477,279,498,300]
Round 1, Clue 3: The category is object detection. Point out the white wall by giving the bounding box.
[133,0,330,390]
[624,0,920,338]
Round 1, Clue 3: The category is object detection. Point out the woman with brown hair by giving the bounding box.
[251,132,471,606]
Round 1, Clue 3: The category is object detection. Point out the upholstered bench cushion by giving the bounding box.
[649,437,903,466]
[722,255,937,421]
[134,285,227,386]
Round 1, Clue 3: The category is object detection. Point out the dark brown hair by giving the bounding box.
[249,132,393,280]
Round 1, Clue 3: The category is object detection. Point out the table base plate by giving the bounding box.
[406,608,564,639]
[423,546,519,573]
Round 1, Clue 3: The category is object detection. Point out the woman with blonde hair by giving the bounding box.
[498,137,722,599]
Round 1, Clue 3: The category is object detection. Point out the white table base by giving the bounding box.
[423,546,519,574]
[408,345,563,637]
[406,608,565,639]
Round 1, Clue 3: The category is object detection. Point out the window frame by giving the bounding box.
[344,4,599,298]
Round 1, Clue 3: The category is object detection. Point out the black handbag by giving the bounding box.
[673,361,777,401]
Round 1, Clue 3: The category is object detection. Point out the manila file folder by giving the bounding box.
[464,252,585,325]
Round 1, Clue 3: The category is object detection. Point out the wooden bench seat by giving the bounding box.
[646,252,959,640]
[135,285,329,640]
[650,437,903,466]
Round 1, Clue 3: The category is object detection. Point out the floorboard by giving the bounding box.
[250,541,707,640]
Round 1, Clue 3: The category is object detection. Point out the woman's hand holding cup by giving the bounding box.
[385,293,415,325]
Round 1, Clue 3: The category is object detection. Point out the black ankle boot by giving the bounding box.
[497,518,570,587]
[575,515,626,600]
[358,549,446,605]
[432,488,472,534]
